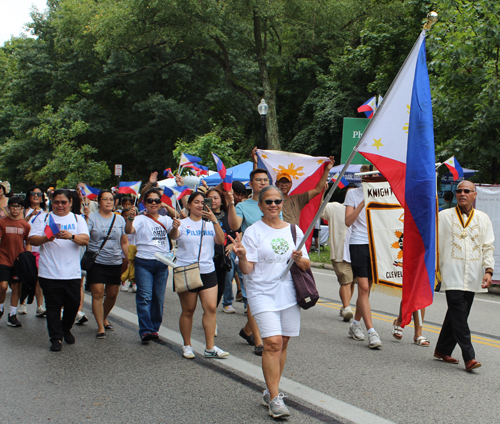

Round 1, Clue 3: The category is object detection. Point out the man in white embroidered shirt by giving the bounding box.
[434,180,494,371]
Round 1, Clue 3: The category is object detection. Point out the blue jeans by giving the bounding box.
[134,257,169,337]
[223,252,247,307]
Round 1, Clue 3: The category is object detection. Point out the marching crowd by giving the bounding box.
[0,152,495,418]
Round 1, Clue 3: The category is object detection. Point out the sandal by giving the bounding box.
[414,336,430,347]
[392,319,403,340]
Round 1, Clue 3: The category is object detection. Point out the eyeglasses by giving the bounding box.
[264,199,283,205]
[455,189,474,194]
[52,200,69,206]
[8,205,22,209]
[253,178,269,183]
[145,198,162,205]
[30,192,42,197]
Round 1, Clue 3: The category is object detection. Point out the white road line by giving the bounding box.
[92,294,396,424]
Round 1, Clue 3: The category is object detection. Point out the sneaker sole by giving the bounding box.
[369,343,382,349]
[268,409,290,418]
[204,353,229,358]
[222,309,236,314]
[182,354,195,359]
[349,330,365,341]
[7,323,22,327]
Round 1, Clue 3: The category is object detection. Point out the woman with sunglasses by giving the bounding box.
[125,189,180,343]
[169,191,228,359]
[17,186,47,317]
[87,190,129,339]
[28,189,89,351]
[230,185,310,418]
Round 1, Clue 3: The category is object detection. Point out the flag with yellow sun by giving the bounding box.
[363,180,404,296]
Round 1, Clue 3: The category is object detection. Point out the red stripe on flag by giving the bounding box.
[118,187,137,194]
[444,164,459,181]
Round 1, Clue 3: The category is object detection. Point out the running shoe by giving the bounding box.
[131,284,137,293]
[222,305,236,314]
[204,346,229,358]
[0,309,4,319]
[7,314,22,327]
[75,311,88,325]
[63,330,75,344]
[268,394,290,418]
[182,345,195,359]
[261,389,271,406]
[18,304,27,315]
[349,322,365,341]
[141,332,153,343]
[35,306,46,317]
[341,306,354,322]
[120,283,129,292]
[368,330,382,349]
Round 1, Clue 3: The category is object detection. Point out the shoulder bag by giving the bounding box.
[173,220,204,293]
[289,224,319,309]
[81,214,116,271]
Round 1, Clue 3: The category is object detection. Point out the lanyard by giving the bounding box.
[454,206,474,239]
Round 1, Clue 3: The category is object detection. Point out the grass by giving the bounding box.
[309,245,332,265]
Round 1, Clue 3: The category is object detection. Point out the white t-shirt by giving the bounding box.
[344,187,368,245]
[26,208,46,254]
[29,212,89,280]
[242,221,309,315]
[175,217,216,274]
[133,215,173,260]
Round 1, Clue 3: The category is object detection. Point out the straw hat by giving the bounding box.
[0,181,11,194]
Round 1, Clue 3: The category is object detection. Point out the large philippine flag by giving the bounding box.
[443,156,464,181]
[256,149,330,250]
[357,31,436,327]
[118,181,142,195]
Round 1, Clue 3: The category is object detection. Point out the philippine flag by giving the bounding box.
[212,153,227,179]
[223,171,233,192]
[443,156,464,181]
[79,183,100,200]
[44,214,60,239]
[172,185,191,199]
[357,96,378,118]
[163,168,174,178]
[257,149,330,250]
[161,187,176,208]
[331,172,349,189]
[179,153,202,167]
[118,181,142,195]
[357,31,436,327]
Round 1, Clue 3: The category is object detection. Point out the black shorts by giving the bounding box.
[189,271,218,293]
[349,244,373,280]
[86,263,122,286]
[0,264,20,286]
[313,228,319,238]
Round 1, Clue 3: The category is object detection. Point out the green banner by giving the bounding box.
[341,118,371,165]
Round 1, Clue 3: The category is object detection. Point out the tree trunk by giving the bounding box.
[253,9,280,150]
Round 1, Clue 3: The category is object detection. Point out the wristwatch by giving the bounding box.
[71,234,75,241]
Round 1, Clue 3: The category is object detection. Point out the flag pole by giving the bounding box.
[280,11,439,281]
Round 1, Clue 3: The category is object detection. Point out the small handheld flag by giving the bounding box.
[118,181,142,195]
[331,172,349,189]
[161,187,176,208]
[163,168,174,178]
[357,96,378,118]
[212,153,227,179]
[79,183,100,200]
[179,153,202,167]
[443,156,464,181]
[44,214,60,239]
[172,185,191,199]
[222,171,233,192]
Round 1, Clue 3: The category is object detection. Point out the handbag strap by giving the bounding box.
[290,223,297,245]
[96,214,117,254]
[197,219,204,262]
[145,213,168,231]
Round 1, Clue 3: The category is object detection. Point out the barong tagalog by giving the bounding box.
[363,180,404,297]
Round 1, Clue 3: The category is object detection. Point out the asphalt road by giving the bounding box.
[2,268,500,424]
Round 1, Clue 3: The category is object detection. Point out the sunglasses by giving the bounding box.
[455,189,474,194]
[30,192,42,197]
[145,198,162,205]
[264,199,283,205]
[52,200,69,206]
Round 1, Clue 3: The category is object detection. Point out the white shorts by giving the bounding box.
[253,304,301,339]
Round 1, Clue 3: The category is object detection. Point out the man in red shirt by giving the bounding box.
[0,196,31,327]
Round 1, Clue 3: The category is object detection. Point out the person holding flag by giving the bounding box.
[0,196,32,328]
[28,189,90,352]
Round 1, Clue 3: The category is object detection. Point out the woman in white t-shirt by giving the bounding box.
[231,185,310,419]
[170,191,228,359]
[28,189,90,352]
[125,189,180,343]
[345,182,381,349]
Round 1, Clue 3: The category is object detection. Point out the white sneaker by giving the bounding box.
[262,389,271,406]
[120,283,129,292]
[182,345,195,359]
[35,306,46,317]
[18,304,27,315]
[349,322,365,340]
[131,284,137,293]
[268,394,290,418]
[341,306,354,322]
[222,305,236,314]
[368,330,382,349]
[204,346,229,358]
